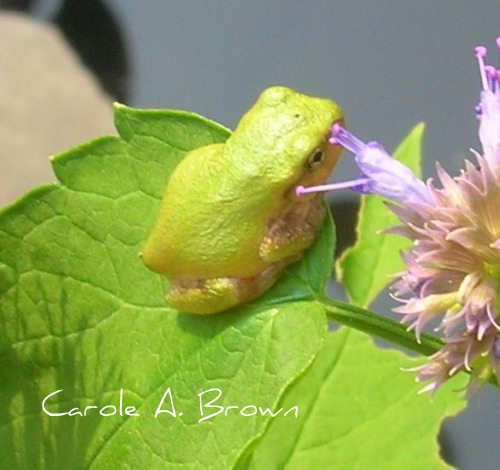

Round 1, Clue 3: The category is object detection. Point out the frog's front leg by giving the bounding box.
[167,262,287,315]
[259,195,326,263]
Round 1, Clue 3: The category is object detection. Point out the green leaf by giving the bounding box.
[337,123,425,308]
[244,329,467,470]
[0,105,334,468]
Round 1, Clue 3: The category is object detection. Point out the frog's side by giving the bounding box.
[141,86,343,314]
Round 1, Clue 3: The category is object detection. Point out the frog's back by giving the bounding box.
[141,142,281,279]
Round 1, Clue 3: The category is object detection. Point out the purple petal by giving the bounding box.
[475,44,500,170]
[332,126,434,207]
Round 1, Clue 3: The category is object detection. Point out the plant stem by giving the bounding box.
[319,297,500,388]
[317,296,444,356]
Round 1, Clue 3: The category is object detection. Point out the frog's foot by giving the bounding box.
[259,195,326,263]
[167,263,288,315]
[167,278,240,315]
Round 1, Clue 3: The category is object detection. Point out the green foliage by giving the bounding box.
[0,108,466,470]
[243,331,466,470]
[0,106,332,468]
[337,123,425,308]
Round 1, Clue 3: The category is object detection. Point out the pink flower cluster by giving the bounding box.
[298,39,500,392]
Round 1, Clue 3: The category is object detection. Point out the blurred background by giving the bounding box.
[0,1,499,468]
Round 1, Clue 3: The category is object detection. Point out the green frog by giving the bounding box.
[141,86,343,314]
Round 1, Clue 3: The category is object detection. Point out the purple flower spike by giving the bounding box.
[332,126,434,207]
[475,42,500,170]
[298,125,434,208]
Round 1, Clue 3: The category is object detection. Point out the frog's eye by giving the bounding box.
[306,149,325,169]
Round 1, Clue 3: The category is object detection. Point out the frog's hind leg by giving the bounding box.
[167,278,241,315]
[167,262,288,315]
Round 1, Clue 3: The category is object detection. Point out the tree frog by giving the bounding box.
[141,86,343,314]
